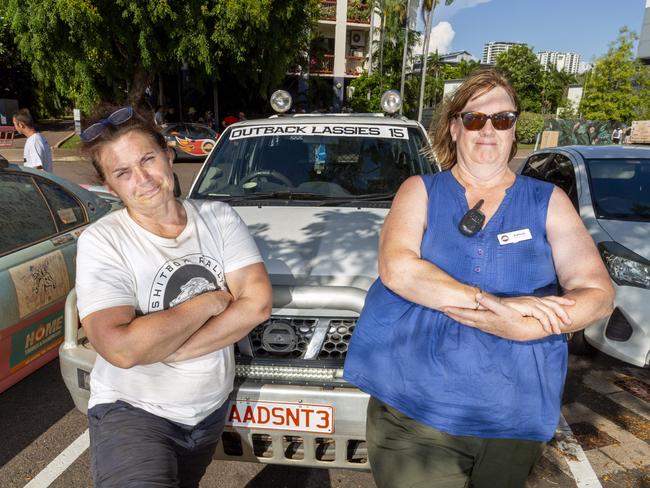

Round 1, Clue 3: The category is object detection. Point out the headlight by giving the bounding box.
[270,90,292,113]
[598,241,650,289]
[380,90,402,114]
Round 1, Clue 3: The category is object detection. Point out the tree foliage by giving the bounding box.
[580,27,650,122]
[495,45,544,112]
[515,111,544,143]
[1,0,318,112]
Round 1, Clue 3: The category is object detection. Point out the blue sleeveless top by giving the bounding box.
[343,171,567,442]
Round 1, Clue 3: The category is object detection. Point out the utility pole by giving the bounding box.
[417,1,436,122]
[399,0,417,114]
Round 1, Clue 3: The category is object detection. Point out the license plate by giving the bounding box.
[226,400,334,434]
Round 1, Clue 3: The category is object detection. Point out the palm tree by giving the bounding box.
[417,0,454,121]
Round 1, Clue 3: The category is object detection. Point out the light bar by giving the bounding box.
[236,364,344,381]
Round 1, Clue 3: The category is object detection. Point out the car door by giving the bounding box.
[0,171,88,392]
[520,152,580,211]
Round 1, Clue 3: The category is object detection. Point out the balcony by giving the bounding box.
[345,55,365,76]
[319,0,337,21]
[310,54,335,75]
[347,0,370,24]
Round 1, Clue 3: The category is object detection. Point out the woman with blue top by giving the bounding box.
[343,69,614,488]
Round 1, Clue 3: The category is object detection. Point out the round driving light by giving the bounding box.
[380,90,402,114]
[270,90,292,113]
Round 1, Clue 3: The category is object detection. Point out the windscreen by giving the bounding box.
[192,123,433,200]
[586,158,650,222]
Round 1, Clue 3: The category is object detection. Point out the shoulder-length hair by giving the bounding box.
[429,69,520,170]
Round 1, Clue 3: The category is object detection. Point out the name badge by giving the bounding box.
[498,228,532,245]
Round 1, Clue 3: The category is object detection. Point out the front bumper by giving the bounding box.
[584,283,650,367]
[59,286,370,470]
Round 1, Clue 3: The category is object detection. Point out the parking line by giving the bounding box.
[24,429,89,488]
[555,415,603,488]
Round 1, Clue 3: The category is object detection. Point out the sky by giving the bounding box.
[416,0,647,64]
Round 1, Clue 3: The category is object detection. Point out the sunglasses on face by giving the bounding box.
[458,110,519,131]
[80,106,134,142]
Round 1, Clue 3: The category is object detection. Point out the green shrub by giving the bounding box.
[516,112,544,143]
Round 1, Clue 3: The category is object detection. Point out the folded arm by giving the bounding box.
[81,290,233,369]
[379,176,480,310]
[444,188,614,341]
[164,262,272,362]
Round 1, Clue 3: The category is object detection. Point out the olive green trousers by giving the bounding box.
[366,397,545,488]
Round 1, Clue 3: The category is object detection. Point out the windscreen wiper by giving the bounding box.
[223,191,331,203]
[325,192,396,206]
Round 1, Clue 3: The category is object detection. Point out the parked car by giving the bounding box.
[161,122,218,160]
[519,145,650,367]
[60,90,436,470]
[0,156,114,393]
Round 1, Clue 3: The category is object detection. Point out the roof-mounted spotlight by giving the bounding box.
[270,90,293,114]
[380,90,402,115]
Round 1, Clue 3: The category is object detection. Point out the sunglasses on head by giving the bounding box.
[458,110,519,131]
[80,106,134,142]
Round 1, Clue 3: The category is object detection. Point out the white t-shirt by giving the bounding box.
[24,133,53,172]
[76,199,263,425]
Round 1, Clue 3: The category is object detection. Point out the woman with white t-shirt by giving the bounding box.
[76,107,272,488]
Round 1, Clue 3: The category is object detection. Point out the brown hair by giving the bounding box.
[12,108,35,128]
[429,69,520,170]
[81,106,168,182]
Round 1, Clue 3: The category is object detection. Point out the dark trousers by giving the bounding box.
[88,400,228,488]
[367,397,545,488]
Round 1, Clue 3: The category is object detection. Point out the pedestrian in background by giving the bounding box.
[154,105,165,127]
[76,106,272,487]
[344,69,614,488]
[611,126,623,144]
[12,108,53,172]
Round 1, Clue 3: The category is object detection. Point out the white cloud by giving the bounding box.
[428,21,455,54]
[413,21,455,56]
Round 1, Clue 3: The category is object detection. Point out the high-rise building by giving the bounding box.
[639,0,650,64]
[537,51,581,74]
[481,41,526,65]
[292,0,380,109]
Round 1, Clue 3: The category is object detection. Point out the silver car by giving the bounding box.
[60,91,437,470]
[519,145,650,367]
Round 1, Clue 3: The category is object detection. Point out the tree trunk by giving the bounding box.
[127,64,155,109]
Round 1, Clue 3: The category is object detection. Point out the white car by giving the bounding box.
[60,91,437,469]
[519,145,650,367]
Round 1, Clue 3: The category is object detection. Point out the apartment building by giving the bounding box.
[289,0,380,108]
[537,51,581,74]
[481,41,526,65]
[639,0,650,64]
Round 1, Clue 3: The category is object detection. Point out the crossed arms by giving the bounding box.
[81,262,272,369]
[378,176,614,342]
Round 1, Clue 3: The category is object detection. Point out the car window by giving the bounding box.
[192,124,433,199]
[585,158,650,222]
[521,152,578,209]
[189,126,217,139]
[37,178,87,232]
[0,173,57,255]
[165,124,186,135]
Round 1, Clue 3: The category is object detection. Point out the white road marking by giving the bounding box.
[24,429,89,488]
[555,415,603,488]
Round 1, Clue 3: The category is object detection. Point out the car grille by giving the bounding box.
[236,317,356,363]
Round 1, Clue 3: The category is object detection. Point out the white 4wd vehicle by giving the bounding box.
[60,92,435,470]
